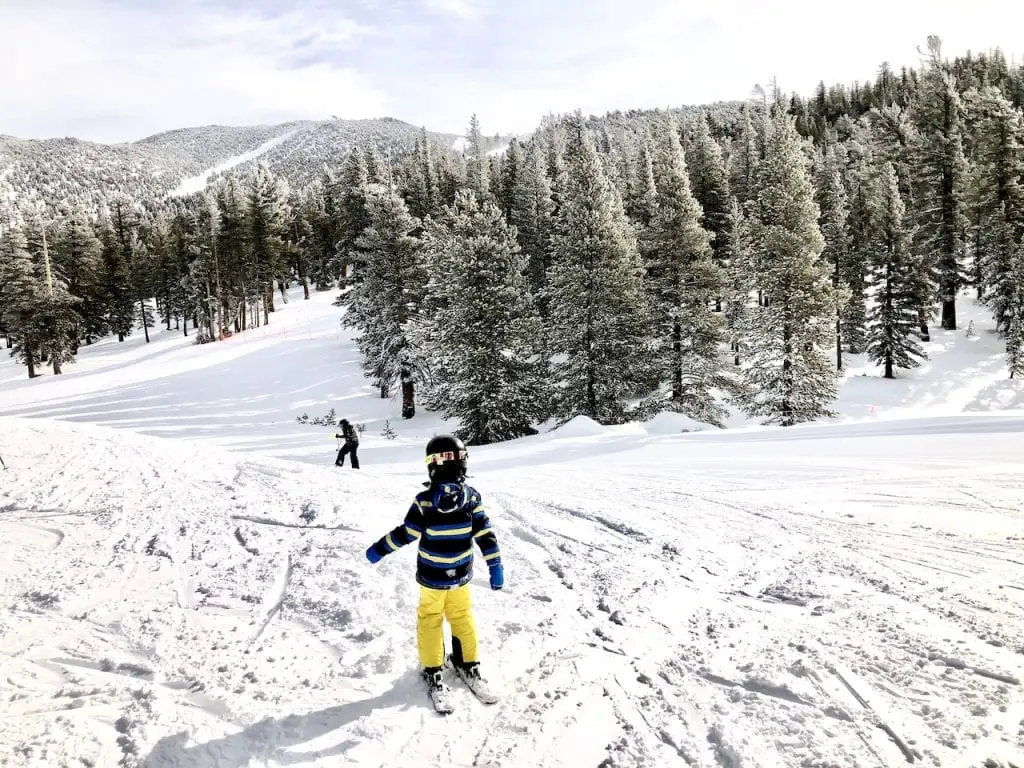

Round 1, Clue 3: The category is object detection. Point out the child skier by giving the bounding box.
[364,435,503,710]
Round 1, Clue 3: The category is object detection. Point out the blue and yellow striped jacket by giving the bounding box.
[368,482,501,590]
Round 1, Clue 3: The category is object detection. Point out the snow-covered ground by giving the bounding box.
[1,290,1023,767]
[166,131,298,198]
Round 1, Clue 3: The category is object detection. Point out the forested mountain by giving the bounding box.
[0,118,474,211]
[3,37,1024,440]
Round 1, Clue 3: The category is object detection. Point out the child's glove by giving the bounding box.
[489,563,504,591]
[366,545,383,564]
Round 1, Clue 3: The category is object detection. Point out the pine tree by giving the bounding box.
[866,164,927,378]
[737,113,840,426]
[247,165,290,323]
[1005,240,1024,378]
[687,110,734,278]
[102,197,141,342]
[0,224,43,378]
[626,130,658,228]
[343,184,424,417]
[546,113,654,424]
[965,87,1024,332]
[337,149,371,287]
[52,207,106,345]
[510,139,555,312]
[816,144,852,369]
[419,190,547,443]
[911,36,970,330]
[724,199,753,367]
[642,113,730,426]
[464,114,489,199]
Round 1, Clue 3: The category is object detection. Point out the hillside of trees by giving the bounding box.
[2,37,1023,443]
[0,118,470,212]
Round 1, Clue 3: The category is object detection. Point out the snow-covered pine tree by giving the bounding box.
[419,189,547,443]
[724,198,753,367]
[728,104,762,206]
[130,235,156,343]
[338,148,370,285]
[866,163,927,378]
[53,207,106,346]
[641,113,730,426]
[911,36,970,330]
[687,110,734,311]
[964,87,1024,332]
[510,139,555,314]
[736,112,840,426]
[625,130,658,229]
[840,124,874,352]
[498,137,522,224]
[247,165,290,323]
[868,104,933,342]
[464,114,490,200]
[1005,240,1024,378]
[343,184,425,417]
[546,112,654,424]
[99,198,138,342]
[815,143,852,370]
[0,223,44,378]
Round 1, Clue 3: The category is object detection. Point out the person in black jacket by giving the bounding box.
[334,419,360,468]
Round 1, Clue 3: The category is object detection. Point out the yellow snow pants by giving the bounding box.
[417,584,478,668]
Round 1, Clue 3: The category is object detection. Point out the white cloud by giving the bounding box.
[0,1,390,142]
[420,0,487,20]
[3,0,1024,143]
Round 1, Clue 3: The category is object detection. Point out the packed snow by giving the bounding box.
[1,288,1023,767]
[166,131,298,198]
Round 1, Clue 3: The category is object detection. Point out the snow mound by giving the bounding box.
[963,377,1024,411]
[644,411,713,434]
[550,414,607,437]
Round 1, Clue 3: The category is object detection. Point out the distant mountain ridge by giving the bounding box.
[0,117,477,210]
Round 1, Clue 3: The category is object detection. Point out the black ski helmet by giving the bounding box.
[425,435,468,483]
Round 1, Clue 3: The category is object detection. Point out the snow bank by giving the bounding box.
[643,410,712,434]
[550,414,607,437]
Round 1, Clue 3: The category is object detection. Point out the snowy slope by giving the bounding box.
[1,291,1023,767]
[1,412,1023,767]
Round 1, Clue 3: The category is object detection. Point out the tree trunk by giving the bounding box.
[379,382,389,398]
[401,365,415,419]
[671,320,683,401]
[140,298,150,343]
[781,306,793,427]
[918,308,930,342]
[53,356,61,375]
[27,357,36,379]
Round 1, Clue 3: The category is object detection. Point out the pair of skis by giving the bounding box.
[427,660,499,714]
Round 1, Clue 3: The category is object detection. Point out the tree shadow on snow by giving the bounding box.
[142,673,419,768]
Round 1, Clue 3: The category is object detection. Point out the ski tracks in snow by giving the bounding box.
[1,417,1023,767]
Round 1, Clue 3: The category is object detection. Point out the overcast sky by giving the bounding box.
[2,0,1022,143]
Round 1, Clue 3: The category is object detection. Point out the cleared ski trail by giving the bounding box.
[1,415,1022,767]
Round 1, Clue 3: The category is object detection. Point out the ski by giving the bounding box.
[424,671,455,715]
[449,661,500,705]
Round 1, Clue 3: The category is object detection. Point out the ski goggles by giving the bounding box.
[425,450,468,466]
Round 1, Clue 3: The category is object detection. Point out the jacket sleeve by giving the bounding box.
[470,494,501,568]
[369,502,423,559]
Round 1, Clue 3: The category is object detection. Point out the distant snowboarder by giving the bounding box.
[364,435,503,712]
[334,419,360,468]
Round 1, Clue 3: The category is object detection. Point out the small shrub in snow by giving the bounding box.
[381,419,397,439]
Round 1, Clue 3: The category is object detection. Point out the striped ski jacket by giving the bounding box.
[368,482,501,589]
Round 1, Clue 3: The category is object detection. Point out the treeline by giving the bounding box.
[2,37,1023,442]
